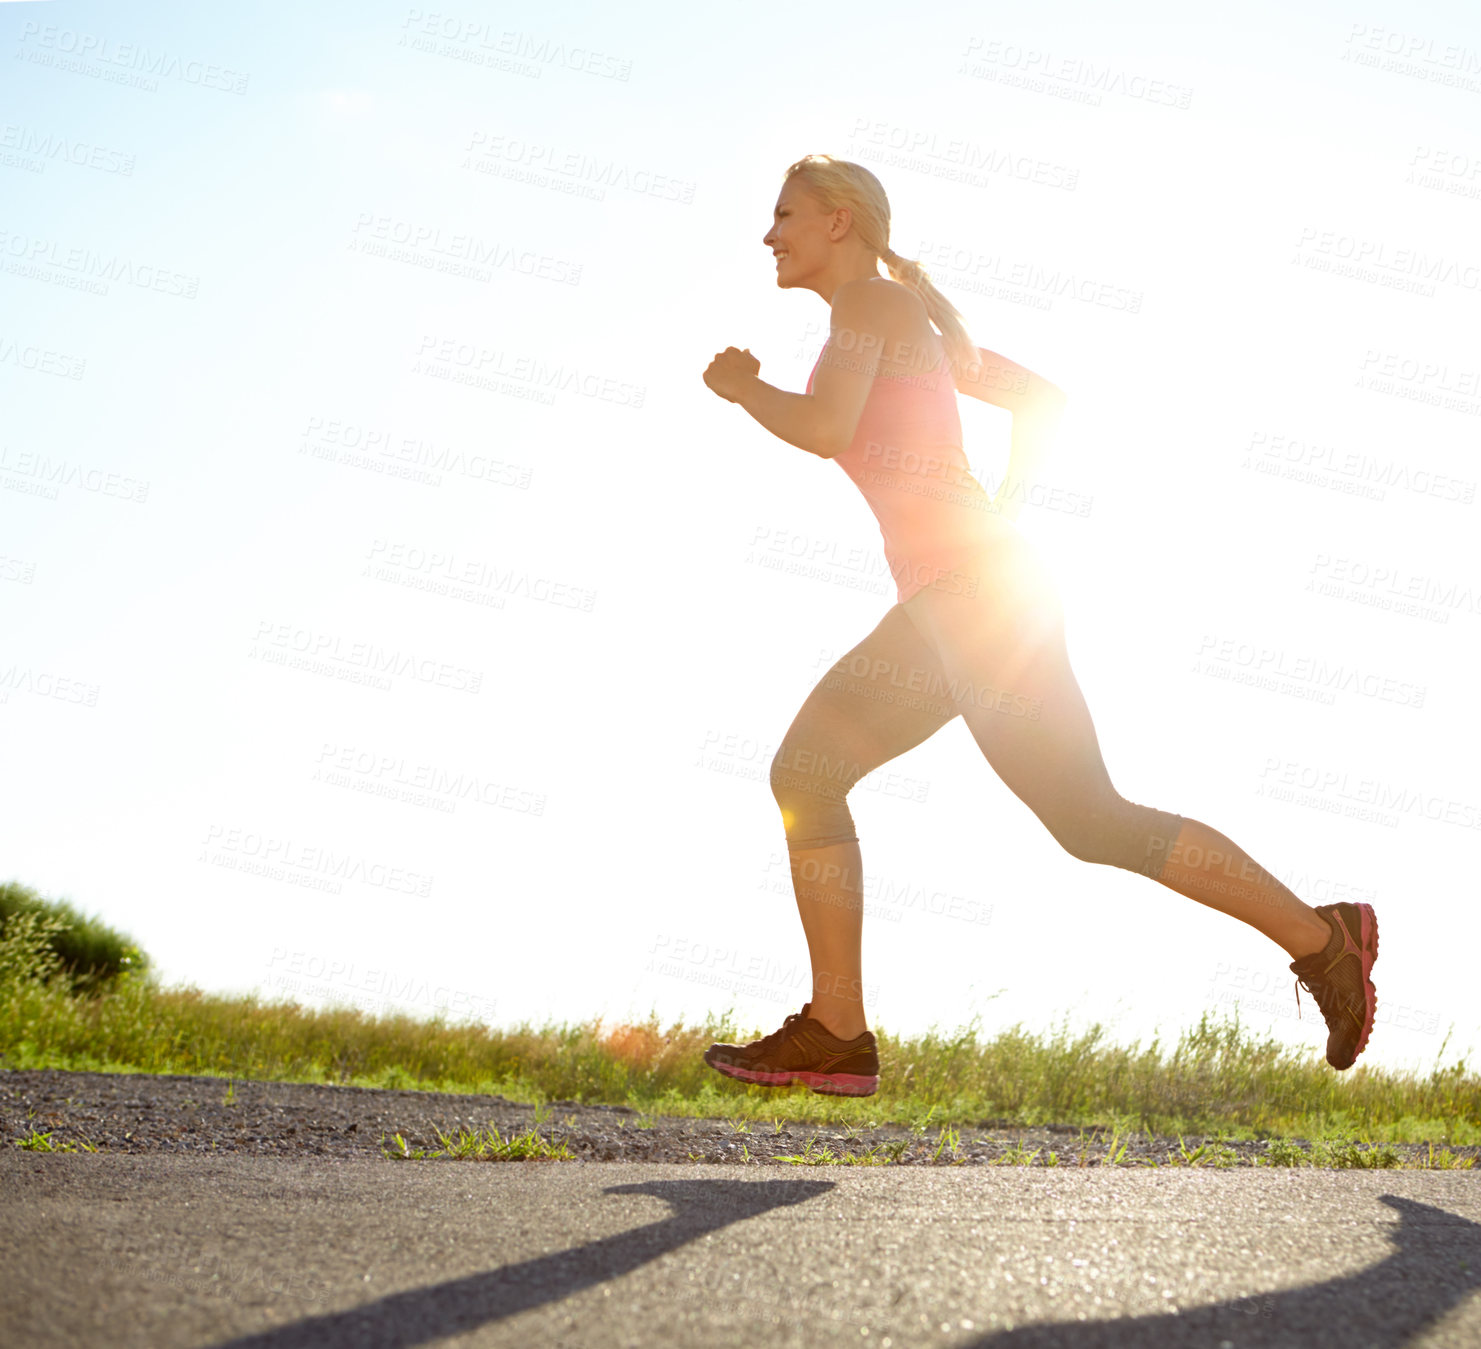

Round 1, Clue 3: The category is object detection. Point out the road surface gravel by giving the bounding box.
[4,1149,1481,1347]
[5,1068,1475,1168]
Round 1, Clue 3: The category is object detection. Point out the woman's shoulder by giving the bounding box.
[830,279,938,377]
[833,274,916,309]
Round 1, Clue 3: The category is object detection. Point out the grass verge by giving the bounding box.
[0,879,147,994]
[3,890,1477,1150]
[4,973,1479,1146]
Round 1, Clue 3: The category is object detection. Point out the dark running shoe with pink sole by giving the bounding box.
[704,1003,879,1097]
[1290,901,1379,1070]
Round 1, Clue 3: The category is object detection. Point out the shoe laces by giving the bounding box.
[750,1011,805,1055]
[1291,952,1355,1024]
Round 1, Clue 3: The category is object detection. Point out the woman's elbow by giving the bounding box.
[1019,380,1066,420]
[810,409,846,459]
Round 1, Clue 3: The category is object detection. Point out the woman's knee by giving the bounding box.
[1042,807,1113,865]
[769,744,859,848]
[1040,794,1179,877]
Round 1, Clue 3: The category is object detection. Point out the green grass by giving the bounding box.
[1253,1137,1403,1169]
[6,970,1479,1144]
[382,1123,574,1162]
[13,1128,98,1153]
[1167,1132,1242,1167]
[774,1136,894,1165]
[3,889,1480,1152]
[0,879,147,994]
[989,1140,1047,1166]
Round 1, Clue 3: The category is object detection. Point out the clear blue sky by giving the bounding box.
[3,0,1478,1072]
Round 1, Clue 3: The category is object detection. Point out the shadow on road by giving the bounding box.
[966,1194,1481,1347]
[209,1176,833,1349]
[208,1186,1481,1349]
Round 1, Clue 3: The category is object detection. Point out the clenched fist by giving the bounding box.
[702,346,760,403]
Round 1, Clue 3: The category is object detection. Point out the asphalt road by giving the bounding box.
[4,1151,1480,1348]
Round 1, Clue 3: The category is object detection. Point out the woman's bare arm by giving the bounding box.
[953,346,1065,417]
[989,396,1066,522]
[730,280,908,458]
[953,347,1068,523]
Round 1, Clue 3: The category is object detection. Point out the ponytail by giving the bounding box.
[878,245,978,382]
[783,155,979,381]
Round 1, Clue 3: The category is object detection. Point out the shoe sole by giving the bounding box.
[1350,901,1379,1065]
[1330,902,1379,1069]
[704,1056,879,1097]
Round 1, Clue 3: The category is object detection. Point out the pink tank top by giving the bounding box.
[807,339,1000,603]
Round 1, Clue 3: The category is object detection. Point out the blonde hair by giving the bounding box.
[782,153,977,380]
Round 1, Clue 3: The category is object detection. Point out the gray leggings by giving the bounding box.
[769,532,1183,880]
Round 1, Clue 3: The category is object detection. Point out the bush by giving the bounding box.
[0,880,149,994]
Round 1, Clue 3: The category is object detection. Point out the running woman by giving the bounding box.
[698,155,1378,1097]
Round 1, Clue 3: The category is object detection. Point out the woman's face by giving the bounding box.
[762,179,840,289]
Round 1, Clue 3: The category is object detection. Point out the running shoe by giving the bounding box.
[1289,902,1379,1070]
[703,1003,880,1096]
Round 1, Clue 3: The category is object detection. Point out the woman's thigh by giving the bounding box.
[774,602,964,795]
[901,536,1120,828]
